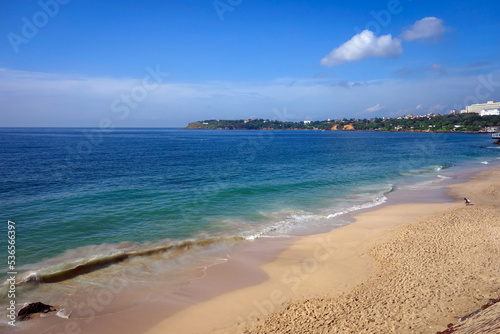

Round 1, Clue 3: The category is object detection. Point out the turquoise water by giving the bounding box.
[0,128,499,326]
[1,128,499,269]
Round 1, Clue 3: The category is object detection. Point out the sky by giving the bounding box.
[1,0,500,127]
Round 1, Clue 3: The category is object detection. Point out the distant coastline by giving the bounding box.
[184,114,500,133]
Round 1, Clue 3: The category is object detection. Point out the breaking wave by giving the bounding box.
[11,236,245,285]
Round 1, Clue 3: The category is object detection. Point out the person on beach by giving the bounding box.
[464,198,471,206]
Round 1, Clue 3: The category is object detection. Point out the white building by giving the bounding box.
[463,101,500,114]
[482,126,500,132]
[304,121,311,124]
[480,108,500,117]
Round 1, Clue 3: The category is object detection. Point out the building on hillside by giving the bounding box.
[481,126,500,133]
[304,120,311,124]
[480,109,500,117]
[449,109,459,115]
[462,101,500,114]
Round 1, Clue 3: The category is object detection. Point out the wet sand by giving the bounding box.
[143,167,500,334]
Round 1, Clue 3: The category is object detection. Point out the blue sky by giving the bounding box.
[1,0,499,126]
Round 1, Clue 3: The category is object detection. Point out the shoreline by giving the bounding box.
[141,166,500,334]
[10,164,500,334]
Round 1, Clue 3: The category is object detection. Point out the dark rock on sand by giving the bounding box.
[17,302,56,321]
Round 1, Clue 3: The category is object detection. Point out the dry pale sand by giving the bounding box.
[250,195,500,332]
[145,168,500,334]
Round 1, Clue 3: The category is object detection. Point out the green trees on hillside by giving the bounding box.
[185,114,500,132]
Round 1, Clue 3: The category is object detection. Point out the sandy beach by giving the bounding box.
[13,166,500,334]
[141,167,500,334]
[4,0,500,331]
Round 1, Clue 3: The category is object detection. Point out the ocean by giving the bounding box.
[1,128,499,328]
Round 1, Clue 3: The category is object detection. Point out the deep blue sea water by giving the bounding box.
[0,128,499,324]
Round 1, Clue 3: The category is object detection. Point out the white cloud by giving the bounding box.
[320,30,403,66]
[428,104,448,113]
[401,17,447,41]
[416,104,423,110]
[363,104,385,113]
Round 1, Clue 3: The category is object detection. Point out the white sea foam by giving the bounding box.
[247,187,393,238]
[244,216,301,240]
[257,194,389,231]
[399,173,453,190]
[326,195,388,219]
[18,272,41,284]
[481,161,489,164]
[402,164,453,177]
[56,309,71,319]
